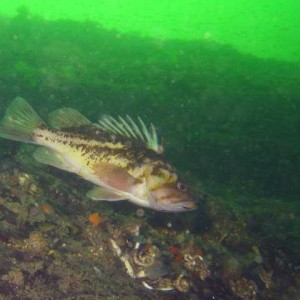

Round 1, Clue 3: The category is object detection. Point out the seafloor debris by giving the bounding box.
[258,268,275,289]
[229,278,258,300]
[0,154,299,299]
[9,231,49,256]
[108,221,213,293]
[184,253,211,281]
[2,269,24,287]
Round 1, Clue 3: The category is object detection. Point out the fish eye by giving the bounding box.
[177,181,187,192]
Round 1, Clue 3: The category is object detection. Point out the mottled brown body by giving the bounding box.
[34,125,172,182]
[0,97,197,211]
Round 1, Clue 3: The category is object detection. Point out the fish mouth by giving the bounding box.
[173,201,198,212]
[170,193,198,212]
[156,200,198,212]
[148,187,198,212]
[181,201,198,211]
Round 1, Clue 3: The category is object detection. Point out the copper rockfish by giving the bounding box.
[0,97,197,212]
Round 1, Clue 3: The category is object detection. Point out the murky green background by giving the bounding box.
[2,0,300,62]
[0,1,299,298]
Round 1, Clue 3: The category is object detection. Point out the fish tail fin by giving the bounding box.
[0,97,45,143]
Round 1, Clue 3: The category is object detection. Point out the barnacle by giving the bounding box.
[133,243,157,267]
[142,277,174,291]
[174,274,190,292]
[184,254,211,280]
[229,278,257,300]
[142,274,190,292]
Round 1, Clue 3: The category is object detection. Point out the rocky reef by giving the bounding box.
[0,148,299,299]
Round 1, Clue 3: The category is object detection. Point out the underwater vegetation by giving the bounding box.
[0,9,299,299]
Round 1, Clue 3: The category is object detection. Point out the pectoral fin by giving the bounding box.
[33,147,78,173]
[87,186,127,201]
[92,162,138,193]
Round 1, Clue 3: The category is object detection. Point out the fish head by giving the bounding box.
[145,164,197,212]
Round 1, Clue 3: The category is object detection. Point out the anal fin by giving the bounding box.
[33,147,77,173]
[87,186,127,201]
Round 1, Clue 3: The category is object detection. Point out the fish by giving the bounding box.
[0,97,197,212]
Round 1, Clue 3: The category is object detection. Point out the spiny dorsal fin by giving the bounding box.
[97,115,163,153]
[48,108,92,129]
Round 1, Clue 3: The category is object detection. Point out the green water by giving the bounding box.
[0,1,299,298]
[2,0,300,62]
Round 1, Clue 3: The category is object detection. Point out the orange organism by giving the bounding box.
[41,203,54,214]
[88,212,103,227]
